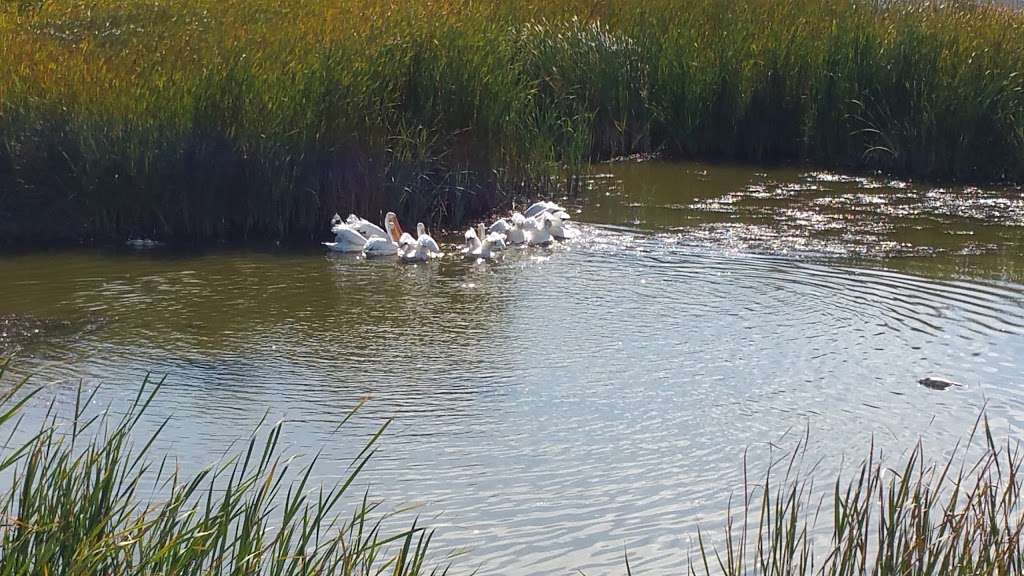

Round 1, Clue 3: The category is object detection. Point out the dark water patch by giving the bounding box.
[0,313,107,358]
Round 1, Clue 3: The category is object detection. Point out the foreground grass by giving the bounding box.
[0,358,1021,574]
[688,422,1024,575]
[1,0,1023,243]
[0,361,441,575]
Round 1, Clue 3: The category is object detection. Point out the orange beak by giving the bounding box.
[391,217,404,242]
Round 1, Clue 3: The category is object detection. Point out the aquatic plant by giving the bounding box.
[1,0,1023,243]
[0,360,442,575]
[0,358,1023,573]
[683,417,1024,575]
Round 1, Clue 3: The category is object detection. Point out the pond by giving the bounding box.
[2,160,1024,575]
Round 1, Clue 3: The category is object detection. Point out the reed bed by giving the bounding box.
[0,360,442,575]
[1,0,1023,243]
[0,359,1022,573]
[686,419,1024,575]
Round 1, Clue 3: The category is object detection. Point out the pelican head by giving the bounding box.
[330,213,343,226]
[417,222,427,236]
[384,212,404,243]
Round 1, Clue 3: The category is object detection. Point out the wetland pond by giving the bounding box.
[2,160,1024,574]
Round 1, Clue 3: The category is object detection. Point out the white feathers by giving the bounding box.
[324,224,368,253]
[525,213,554,246]
[344,214,388,239]
[488,218,511,235]
[400,242,430,263]
[398,232,416,249]
[523,201,569,219]
[324,199,572,263]
[462,226,482,256]
[362,236,399,257]
[462,224,503,261]
[416,223,441,254]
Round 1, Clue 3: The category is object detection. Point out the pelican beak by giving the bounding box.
[390,215,404,243]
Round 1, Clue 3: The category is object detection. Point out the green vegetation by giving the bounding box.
[0,360,441,575]
[688,421,1024,575]
[2,0,1023,243]
[0,359,1022,573]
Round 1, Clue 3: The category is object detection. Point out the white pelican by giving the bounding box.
[505,212,527,245]
[547,212,574,240]
[345,214,388,239]
[485,230,507,252]
[400,242,430,263]
[325,228,367,252]
[322,213,367,252]
[416,223,441,254]
[398,231,416,250]
[523,200,569,219]
[464,224,504,261]
[362,212,403,258]
[462,225,482,256]
[525,214,554,246]
[488,218,511,235]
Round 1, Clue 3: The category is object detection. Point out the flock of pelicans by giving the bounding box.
[323,200,575,262]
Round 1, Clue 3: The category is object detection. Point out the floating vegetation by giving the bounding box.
[0,314,107,357]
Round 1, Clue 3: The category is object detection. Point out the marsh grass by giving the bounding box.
[2,0,1023,243]
[0,359,443,575]
[685,416,1024,575]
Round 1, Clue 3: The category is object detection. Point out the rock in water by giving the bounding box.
[918,377,962,391]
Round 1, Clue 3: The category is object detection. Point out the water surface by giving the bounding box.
[2,161,1024,574]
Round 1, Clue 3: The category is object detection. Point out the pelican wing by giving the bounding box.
[488,219,510,234]
[362,236,397,257]
[418,234,441,254]
[332,225,368,248]
[523,202,546,218]
[346,214,387,239]
[524,201,567,218]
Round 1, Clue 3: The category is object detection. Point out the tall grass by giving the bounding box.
[687,418,1024,575]
[1,0,1023,243]
[0,360,442,575]
[0,359,1022,573]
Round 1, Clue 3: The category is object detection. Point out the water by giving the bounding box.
[2,161,1024,574]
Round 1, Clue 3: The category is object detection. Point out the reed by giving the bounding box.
[2,0,1022,243]
[0,359,443,575]
[685,417,1024,575]
[0,359,1022,573]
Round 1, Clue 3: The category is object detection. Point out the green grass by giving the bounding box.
[687,419,1024,575]
[1,0,1023,243]
[0,359,443,575]
[0,359,1022,574]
